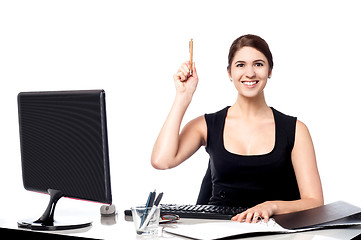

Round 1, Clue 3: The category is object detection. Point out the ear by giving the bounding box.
[227,66,232,81]
[268,70,272,79]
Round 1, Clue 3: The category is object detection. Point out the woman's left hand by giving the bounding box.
[231,201,277,223]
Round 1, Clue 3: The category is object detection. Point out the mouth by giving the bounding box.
[241,80,259,87]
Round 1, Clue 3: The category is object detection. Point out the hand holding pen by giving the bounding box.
[173,39,198,98]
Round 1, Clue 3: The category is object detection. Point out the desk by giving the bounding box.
[1,206,361,239]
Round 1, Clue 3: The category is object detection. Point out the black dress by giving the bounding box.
[204,106,300,207]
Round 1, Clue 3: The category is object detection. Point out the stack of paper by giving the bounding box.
[164,201,361,240]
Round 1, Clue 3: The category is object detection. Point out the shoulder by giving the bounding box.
[186,106,231,131]
[295,119,312,140]
[205,106,230,117]
[291,119,314,158]
[205,106,230,124]
[182,115,207,146]
[272,108,298,150]
[292,120,317,167]
[271,107,297,125]
[187,115,206,127]
[272,107,297,135]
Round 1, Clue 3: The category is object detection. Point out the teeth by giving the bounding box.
[243,81,257,86]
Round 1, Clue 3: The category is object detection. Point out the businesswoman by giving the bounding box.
[151,34,323,223]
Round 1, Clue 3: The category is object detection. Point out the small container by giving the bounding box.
[131,205,160,235]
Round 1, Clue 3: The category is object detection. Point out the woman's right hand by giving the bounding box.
[173,61,198,98]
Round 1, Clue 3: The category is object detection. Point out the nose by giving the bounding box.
[244,65,256,78]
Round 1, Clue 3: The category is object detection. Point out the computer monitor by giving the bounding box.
[17,89,112,230]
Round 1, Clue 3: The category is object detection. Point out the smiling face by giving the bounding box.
[228,46,271,99]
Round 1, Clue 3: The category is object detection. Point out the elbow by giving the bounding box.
[151,157,171,170]
[311,198,324,209]
[305,196,324,209]
[314,191,324,207]
[317,197,324,207]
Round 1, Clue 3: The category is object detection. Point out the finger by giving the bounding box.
[260,210,269,223]
[177,69,187,80]
[174,72,182,81]
[236,212,246,223]
[245,212,254,223]
[180,63,190,77]
[173,72,181,81]
[252,213,260,223]
[174,62,189,81]
[263,214,269,223]
[232,213,245,222]
[237,210,251,222]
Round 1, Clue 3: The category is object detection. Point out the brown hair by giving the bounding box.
[227,34,273,74]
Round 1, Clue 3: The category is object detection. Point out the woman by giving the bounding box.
[151,34,323,223]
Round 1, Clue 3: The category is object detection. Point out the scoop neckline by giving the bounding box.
[221,106,278,158]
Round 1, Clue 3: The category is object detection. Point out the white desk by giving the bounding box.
[1,204,361,240]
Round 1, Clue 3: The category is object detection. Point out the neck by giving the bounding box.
[232,92,269,118]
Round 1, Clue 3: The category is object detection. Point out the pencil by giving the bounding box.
[189,38,193,75]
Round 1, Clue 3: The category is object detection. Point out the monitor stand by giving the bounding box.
[18,189,92,231]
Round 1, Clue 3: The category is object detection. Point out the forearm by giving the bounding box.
[152,61,199,169]
[233,197,324,223]
[151,94,192,169]
[271,197,324,215]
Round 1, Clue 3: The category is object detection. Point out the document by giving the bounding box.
[164,201,361,240]
[164,220,293,240]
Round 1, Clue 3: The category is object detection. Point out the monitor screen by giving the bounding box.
[18,90,112,204]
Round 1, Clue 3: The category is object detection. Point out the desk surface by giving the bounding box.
[1,206,361,240]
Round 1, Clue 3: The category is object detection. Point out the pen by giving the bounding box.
[148,190,156,208]
[140,190,156,228]
[189,38,193,76]
[139,192,163,231]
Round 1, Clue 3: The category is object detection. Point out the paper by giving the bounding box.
[164,220,293,240]
[164,201,361,240]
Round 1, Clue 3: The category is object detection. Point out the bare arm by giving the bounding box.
[232,120,324,223]
[151,62,207,169]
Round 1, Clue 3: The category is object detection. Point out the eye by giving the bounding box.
[236,63,245,68]
[254,62,264,67]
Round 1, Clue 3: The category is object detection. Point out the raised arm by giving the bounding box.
[151,62,207,170]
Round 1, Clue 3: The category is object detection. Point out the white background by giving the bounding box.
[0,0,360,221]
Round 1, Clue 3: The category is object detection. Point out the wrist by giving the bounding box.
[265,201,280,215]
[174,92,193,106]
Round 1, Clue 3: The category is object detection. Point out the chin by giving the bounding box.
[239,89,266,99]
[242,94,260,99]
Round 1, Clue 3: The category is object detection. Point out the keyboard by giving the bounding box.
[124,204,247,220]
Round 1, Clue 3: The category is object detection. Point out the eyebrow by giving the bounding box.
[234,59,266,64]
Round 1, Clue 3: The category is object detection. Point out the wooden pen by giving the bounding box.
[189,38,193,75]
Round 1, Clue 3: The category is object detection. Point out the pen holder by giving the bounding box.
[131,205,160,235]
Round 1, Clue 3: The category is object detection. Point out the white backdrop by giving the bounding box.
[1,0,360,218]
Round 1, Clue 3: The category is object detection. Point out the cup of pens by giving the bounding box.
[131,205,160,235]
[131,191,163,235]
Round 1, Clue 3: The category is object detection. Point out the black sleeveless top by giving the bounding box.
[205,106,300,207]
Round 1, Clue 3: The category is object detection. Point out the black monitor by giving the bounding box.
[17,89,112,230]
